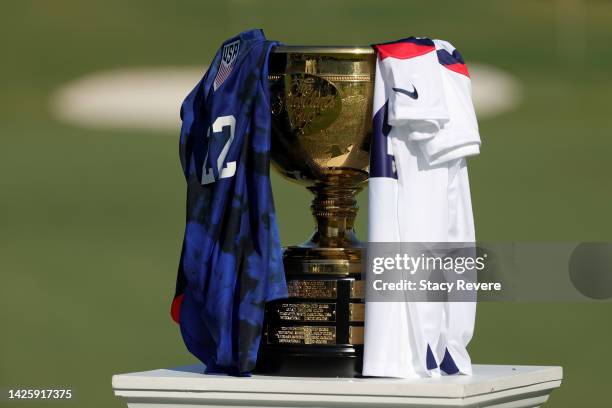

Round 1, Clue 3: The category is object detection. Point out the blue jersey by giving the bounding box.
[171,29,287,375]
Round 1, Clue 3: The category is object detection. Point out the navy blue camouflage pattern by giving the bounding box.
[171,29,287,376]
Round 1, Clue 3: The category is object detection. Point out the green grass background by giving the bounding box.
[1,1,611,406]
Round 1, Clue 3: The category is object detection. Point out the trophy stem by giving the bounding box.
[306,174,363,248]
[281,169,367,276]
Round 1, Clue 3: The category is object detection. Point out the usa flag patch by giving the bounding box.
[214,40,240,91]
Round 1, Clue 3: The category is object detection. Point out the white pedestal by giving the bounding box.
[112,364,562,408]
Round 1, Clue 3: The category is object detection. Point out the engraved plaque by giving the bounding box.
[268,326,337,345]
[349,326,364,345]
[287,280,337,299]
[306,261,349,274]
[349,303,365,322]
[275,303,336,322]
[350,280,365,299]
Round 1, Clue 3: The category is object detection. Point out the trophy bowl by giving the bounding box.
[257,46,375,377]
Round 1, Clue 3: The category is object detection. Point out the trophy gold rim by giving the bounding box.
[272,45,374,55]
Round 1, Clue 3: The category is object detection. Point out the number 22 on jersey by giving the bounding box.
[201,115,236,185]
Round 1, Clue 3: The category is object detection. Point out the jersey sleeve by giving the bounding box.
[374,38,449,135]
[417,40,481,165]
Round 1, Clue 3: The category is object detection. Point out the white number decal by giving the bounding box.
[201,115,236,185]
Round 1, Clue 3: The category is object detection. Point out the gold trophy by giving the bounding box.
[257,46,375,377]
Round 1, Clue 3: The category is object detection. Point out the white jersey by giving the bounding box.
[364,37,480,378]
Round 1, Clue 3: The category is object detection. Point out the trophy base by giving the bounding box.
[256,345,363,377]
[257,245,364,378]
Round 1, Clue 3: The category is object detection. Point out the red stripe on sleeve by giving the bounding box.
[443,62,470,77]
[375,42,435,60]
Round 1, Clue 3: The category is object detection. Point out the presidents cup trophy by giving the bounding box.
[256,46,375,377]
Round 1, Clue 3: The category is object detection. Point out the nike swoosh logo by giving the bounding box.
[393,85,418,100]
